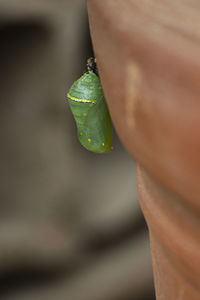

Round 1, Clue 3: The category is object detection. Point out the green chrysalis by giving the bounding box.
[67,58,112,153]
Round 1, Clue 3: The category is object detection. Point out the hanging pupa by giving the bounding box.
[67,57,112,153]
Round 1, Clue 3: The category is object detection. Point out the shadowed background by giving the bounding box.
[0,1,155,299]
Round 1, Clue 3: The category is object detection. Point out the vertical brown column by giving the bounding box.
[87,0,200,299]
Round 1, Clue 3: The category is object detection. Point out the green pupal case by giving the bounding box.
[67,71,112,153]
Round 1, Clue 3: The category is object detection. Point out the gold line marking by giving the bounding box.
[67,93,96,104]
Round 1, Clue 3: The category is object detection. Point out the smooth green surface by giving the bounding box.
[68,71,112,153]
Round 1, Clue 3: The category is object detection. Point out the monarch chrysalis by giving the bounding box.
[67,58,112,153]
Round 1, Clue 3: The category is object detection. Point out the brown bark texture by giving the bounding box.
[87,0,200,299]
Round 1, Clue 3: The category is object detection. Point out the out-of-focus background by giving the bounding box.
[0,1,155,299]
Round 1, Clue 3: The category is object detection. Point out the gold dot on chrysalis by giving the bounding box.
[80,132,83,136]
[88,138,91,143]
[102,143,105,147]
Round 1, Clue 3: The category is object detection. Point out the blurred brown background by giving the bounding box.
[0,0,155,299]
